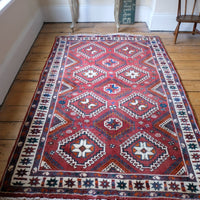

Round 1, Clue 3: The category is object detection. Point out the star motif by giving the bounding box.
[133,142,155,160]
[151,181,162,191]
[72,139,93,158]
[169,182,180,191]
[46,178,58,187]
[16,169,28,177]
[104,118,123,131]
[103,59,118,67]
[83,70,98,78]
[125,70,140,78]
[20,158,32,165]
[83,179,94,188]
[100,180,110,188]
[65,178,76,188]
[134,181,145,190]
[187,183,198,192]
[29,177,40,186]
[117,181,127,189]
[104,84,121,94]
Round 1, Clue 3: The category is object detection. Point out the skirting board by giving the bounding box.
[0,9,43,105]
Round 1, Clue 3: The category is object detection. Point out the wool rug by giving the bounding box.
[0,34,200,200]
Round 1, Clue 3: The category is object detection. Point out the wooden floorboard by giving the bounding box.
[0,22,200,178]
[182,81,200,91]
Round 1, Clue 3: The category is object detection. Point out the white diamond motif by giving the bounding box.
[83,70,98,78]
[72,139,93,158]
[133,142,155,160]
[125,70,140,79]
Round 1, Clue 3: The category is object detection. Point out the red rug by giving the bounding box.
[0,34,200,199]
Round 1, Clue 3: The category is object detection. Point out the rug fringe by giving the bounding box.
[66,32,159,37]
[0,198,81,200]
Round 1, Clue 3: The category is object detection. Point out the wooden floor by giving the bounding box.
[0,22,200,178]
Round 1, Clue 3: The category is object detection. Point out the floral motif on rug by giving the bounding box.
[0,35,200,199]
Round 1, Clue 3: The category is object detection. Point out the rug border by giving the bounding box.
[0,37,59,186]
[0,33,200,200]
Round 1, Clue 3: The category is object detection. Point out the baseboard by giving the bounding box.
[0,8,43,105]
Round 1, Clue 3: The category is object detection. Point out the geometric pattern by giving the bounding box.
[49,113,72,132]
[95,53,126,71]
[59,80,74,95]
[143,55,156,68]
[92,155,132,173]
[77,42,106,59]
[116,65,150,84]
[148,81,166,98]
[104,118,123,130]
[94,110,134,139]
[159,117,177,137]
[65,55,80,68]
[120,131,169,172]
[119,93,159,119]
[153,114,177,138]
[67,92,107,118]
[56,129,106,169]
[114,42,143,59]
[73,65,107,84]
[1,35,200,200]
[104,84,121,95]
[94,78,132,100]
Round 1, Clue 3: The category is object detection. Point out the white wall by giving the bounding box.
[0,0,43,105]
[150,0,200,31]
[149,0,178,31]
[135,0,154,28]
[40,0,200,31]
[41,0,154,24]
[41,0,115,22]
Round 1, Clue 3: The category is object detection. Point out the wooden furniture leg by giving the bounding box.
[114,0,120,32]
[192,22,197,35]
[174,0,200,44]
[174,22,181,44]
[69,0,78,32]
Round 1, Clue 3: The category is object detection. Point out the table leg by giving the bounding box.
[114,0,120,32]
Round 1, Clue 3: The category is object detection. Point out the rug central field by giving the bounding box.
[0,35,200,199]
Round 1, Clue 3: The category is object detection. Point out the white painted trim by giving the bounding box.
[0,8,43,105]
